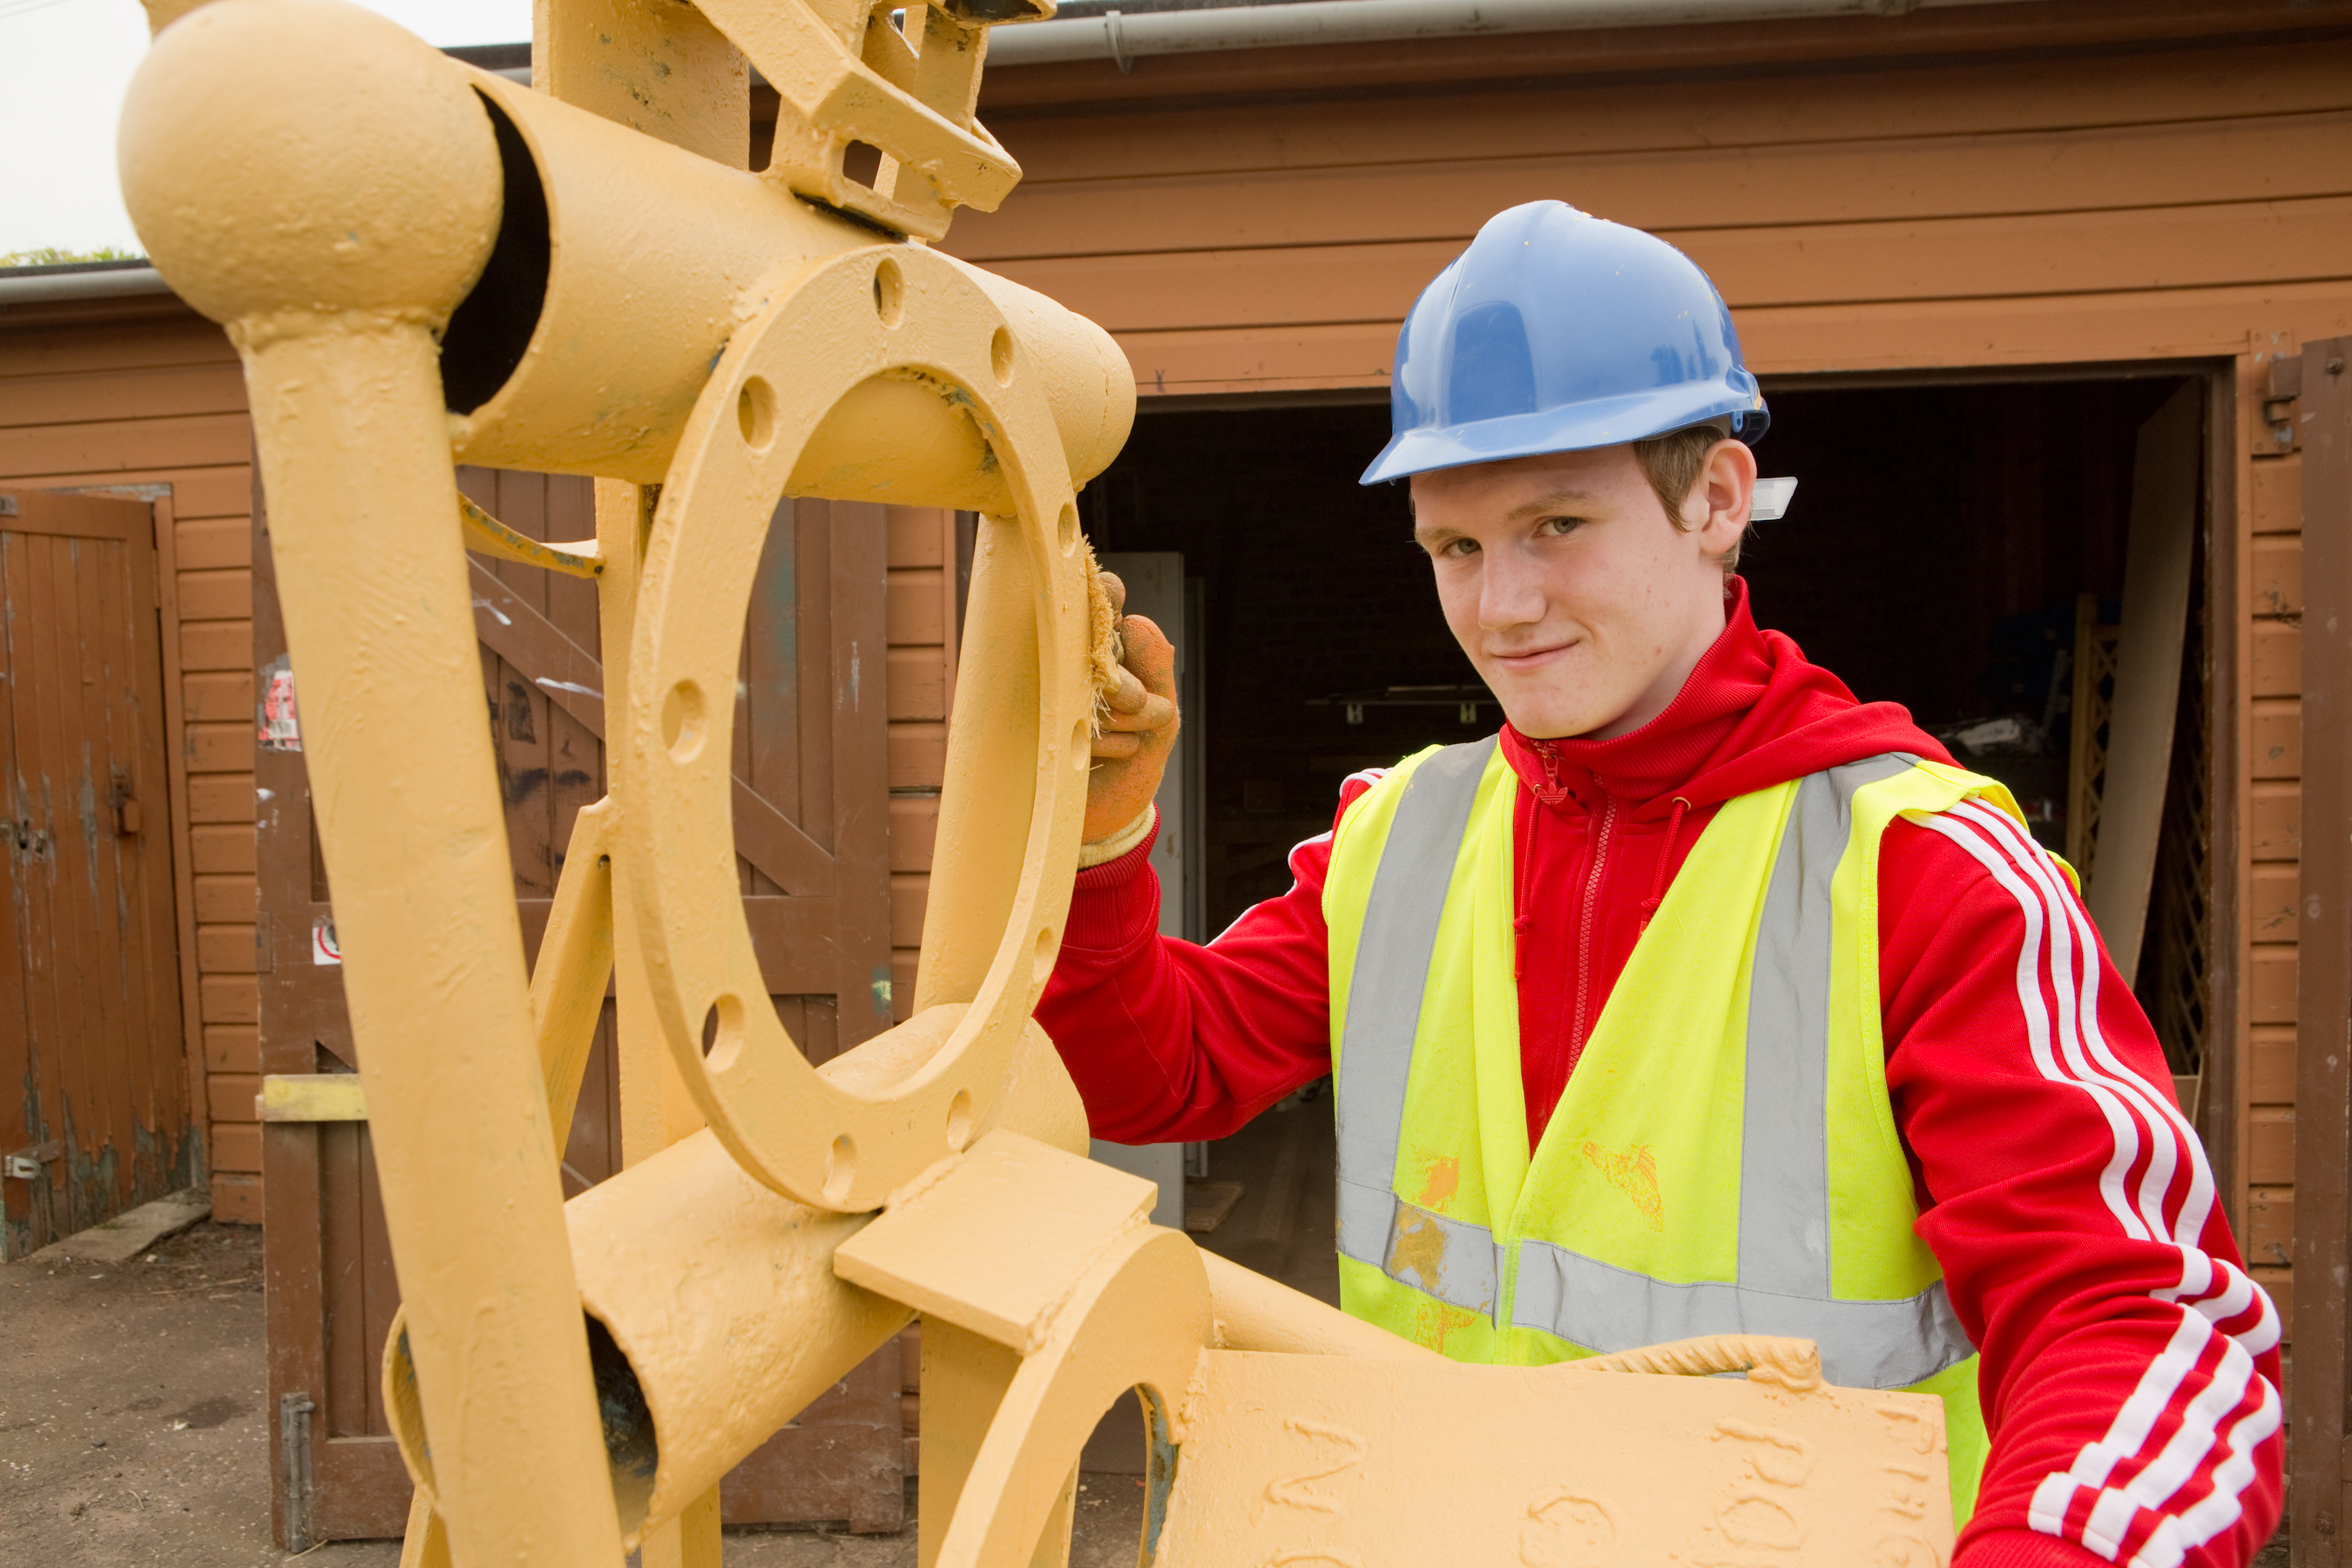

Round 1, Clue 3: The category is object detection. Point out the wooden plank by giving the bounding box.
[261,1121,327,1547]
[186,722,253,774]
[2253,455,2303,535]
[1097,278,2352,399]
[0,313,233,378]
[2251,1028,2296,1106]
[959,111,2352,266]
[0,360,247,429]
[2253,699,2302,779]
[979,36,2352,186]
[2253,1105,2298,1184]
[178,567,252,619]
[885,645,945,721]
[0,487,146,539]
[2253,535,2304,616]
[981,197,2352,340]
[2292,335,2352,1568]
[889,722,946,790]
[2085,383,2201,977]
[888,568,947,645]
[2253,866,2301,943]
[889,795,938,875]
[2253,948,2299,1025]
[0,466,251,523]
[2253,786,2303,859]
[206,1025,260,1074]
[0,411,252,477]
[2253,623,2302,696]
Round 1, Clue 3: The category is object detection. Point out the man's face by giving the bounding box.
[1410,442,1754,741]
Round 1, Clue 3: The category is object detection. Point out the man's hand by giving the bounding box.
[1087,571,1179,845]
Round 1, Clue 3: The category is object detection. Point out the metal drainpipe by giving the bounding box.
[986,0,2037,67]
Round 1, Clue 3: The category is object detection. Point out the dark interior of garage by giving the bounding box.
[1078,373,2211,1309]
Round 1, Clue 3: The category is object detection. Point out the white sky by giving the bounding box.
[0,0,533,258]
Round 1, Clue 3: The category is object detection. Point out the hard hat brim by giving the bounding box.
[1359,382,1767,487]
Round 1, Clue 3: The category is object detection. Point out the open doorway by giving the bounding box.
[1084,373,2212,1305]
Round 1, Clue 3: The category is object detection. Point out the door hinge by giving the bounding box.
[2259,355,2301,456]
[279,1391,315,1552]
[4,1143,60,1181]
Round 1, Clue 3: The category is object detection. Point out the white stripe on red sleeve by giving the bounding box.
[1916,799,2280,1568]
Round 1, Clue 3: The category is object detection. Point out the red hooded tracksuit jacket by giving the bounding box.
[1038,580,2282,1568]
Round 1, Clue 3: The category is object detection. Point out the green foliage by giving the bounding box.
[1,246,146,268]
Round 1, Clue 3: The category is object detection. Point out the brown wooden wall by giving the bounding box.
[950,0,2352,1335]
[0,300,260,1223]
[0,295,963,1223]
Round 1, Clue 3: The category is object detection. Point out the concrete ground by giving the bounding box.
[0,1221,1146,1567]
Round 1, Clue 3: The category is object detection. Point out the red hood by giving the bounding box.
[1499,578,1950,817]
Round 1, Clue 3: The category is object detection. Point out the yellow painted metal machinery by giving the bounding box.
[117,3,1957,1565]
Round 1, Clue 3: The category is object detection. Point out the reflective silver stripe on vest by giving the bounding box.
[1737,756,1908,1301]
[1335,738,1500,1316]
[1336,747,1978,1388]
[1510,1241,1972,1389]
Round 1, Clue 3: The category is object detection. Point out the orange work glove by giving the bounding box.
[1085,571,1179,852]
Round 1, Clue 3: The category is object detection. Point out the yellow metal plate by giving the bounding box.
[833,1130,1156,1353]
[1155,1350,1954,1568]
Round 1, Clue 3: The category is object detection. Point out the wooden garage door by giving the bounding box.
[0,488,189,1259]
[255,469,902,1544]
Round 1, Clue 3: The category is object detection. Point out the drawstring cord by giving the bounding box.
[1638,795,1692,934]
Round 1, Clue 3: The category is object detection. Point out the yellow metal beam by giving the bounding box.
[457,494,601,578]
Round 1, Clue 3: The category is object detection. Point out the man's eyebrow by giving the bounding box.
[1506,490,1604,519]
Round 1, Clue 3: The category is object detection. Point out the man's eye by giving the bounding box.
[1443,537,1479,558]
[1536,516,1581,537]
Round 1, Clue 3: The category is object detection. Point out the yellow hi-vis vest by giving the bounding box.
[1325,738,2013,1521]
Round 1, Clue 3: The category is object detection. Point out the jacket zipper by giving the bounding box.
[1567,795,1618,1078]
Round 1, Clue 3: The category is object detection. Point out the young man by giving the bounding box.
[1041,201,2281,1568]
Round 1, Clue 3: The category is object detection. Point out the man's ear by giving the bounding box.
[1689,438,1757,553]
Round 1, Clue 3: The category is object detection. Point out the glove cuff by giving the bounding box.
[1078,804,1156,868]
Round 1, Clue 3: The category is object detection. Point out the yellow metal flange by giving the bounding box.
[623,242,1093,1212]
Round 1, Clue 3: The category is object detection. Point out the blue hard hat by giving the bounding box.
[1360,201,1767,485]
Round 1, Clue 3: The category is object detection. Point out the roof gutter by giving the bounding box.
[0,266,172,307]
[986,0,2037,68]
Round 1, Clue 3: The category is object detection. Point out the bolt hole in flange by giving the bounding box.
[990,326,1016,387]
[1031,925,1058,985]
[823,1135,858,1206]
[1071,716,1090,772]
[873,258,904,328]
[945,1088,975,1152]
[1057,502,1078,556]
[736,375,776,451]
[700,996,744,1071]
[661,680,705,761]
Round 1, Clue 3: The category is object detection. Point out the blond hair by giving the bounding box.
[1633,424,1743,573]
